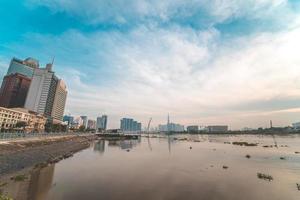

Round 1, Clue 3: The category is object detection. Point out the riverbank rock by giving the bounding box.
[257,173,273,181]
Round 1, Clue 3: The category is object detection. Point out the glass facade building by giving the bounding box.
[6,57,39,78]
[120,118,142,132]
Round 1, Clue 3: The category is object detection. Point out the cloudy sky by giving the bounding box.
[1,0,300,129]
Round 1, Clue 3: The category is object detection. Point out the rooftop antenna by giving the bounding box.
[51,56,55,66]
[270,120,273,129]
[167,113,170,133]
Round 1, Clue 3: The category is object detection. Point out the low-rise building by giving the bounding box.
[187,125,199,133]
[0,107,46,133]
[207,125,228,133]
[292,122,300,130]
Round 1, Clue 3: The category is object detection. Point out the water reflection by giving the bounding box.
[94,138,141,153]
[7,135,300,200]
[94,140,105,154]
[28,165,55,200]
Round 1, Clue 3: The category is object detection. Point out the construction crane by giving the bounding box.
[147,118,152,132]
[146,117,153,151]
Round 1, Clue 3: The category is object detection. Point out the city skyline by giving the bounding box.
[1,1,300,129]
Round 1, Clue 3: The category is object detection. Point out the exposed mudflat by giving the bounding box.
[0,135,95,176]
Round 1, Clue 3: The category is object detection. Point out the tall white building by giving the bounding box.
[51,80,67,121]
[25,63,67,122]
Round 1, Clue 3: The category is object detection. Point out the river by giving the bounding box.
[7,134,300,200]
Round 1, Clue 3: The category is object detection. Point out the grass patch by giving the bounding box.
[0,194,13,200]
[0,183,7,187]
[10,175,27,182]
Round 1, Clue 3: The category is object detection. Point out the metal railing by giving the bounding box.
[0,132,93,141]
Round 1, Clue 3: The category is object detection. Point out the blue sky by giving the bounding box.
[1,0,300,129]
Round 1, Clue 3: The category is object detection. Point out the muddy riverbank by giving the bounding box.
[0,135,96,176]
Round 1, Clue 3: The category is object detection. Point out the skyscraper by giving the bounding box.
[80,116,88,128]
[0,73,31,108]
[96,115,108,131]
[51,80,67,121]
[0,57,40,108]
[7,57,39,78]
[24,63,67,121]
[120,118,142,132]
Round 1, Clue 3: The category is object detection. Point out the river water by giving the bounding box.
[10,134,300,200]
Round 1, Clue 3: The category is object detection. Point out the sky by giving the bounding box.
[1,0,300,130]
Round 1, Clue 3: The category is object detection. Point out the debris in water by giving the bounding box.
[189,146,192,149]
[246,155,251,159]
[262,145,273,148]
[280,157,286,160]
[295,152,300,154]
[280,145,288,147]
[223,166,228,169]
[297,183,300,191]
[232,142,257,146]
[224,142,231,144]
[257,173,273,181]
[126,149,130,152]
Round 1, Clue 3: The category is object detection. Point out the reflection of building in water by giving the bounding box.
[27,164,55,200]
[94,140,105,154]
[107,139,141,150]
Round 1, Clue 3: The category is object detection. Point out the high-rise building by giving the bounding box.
[24,63,62,119]
[87,119,96,130]
[80,116,88,128]
[96,115,108,131]
[120,118,141,132]
[51,80,67,121]
[0,73,31,108]
[7,57,39,78]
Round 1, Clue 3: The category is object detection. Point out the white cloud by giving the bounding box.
[20,24,299,129]
[7,0,300,129]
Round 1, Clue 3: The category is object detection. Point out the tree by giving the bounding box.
[79,125,86,132]
[16,121,27,128]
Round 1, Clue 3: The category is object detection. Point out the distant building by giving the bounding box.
[207,125,228,133]
[51,80,67,121]
[80,116,88,128]
[25,65,58,118]
[0,73,31,108]
[187,125,199,133]
[6,57,39,78]
[87,119,96,130]
[0,107,46,133]
[72,116,83,129]
[96,115,108,131]
[292,122,300,130]
[63,115,74,126]
[120,118,141,132]
[158,123,184,132]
